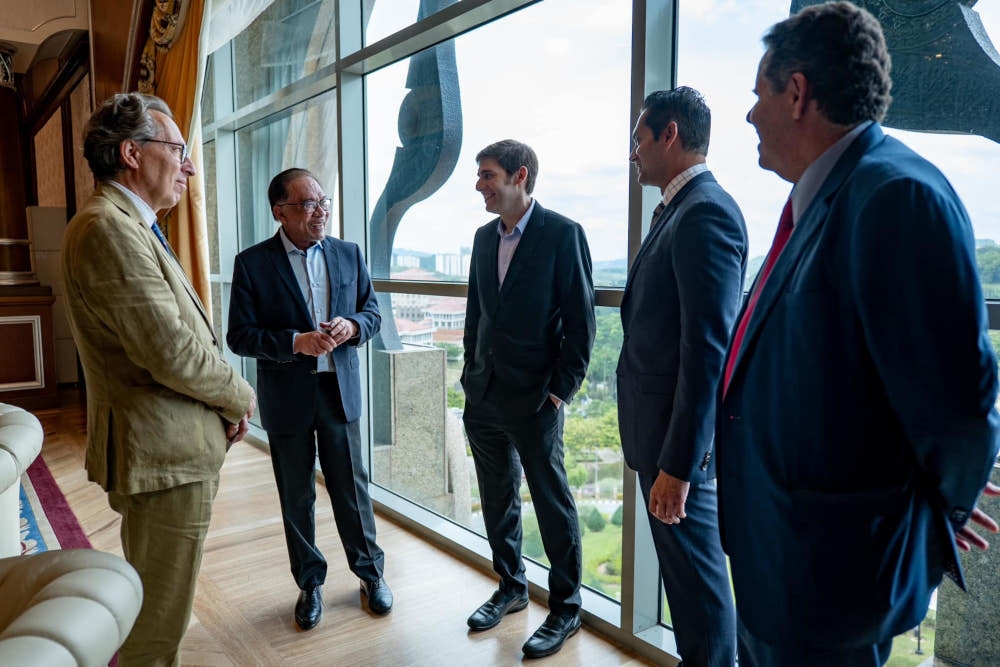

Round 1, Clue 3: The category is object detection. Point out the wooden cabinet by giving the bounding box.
[0,288,58,410]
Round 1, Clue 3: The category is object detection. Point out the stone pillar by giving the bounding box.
[371,345,471,523]
[935,464,1000,666]
[0,45,37,287]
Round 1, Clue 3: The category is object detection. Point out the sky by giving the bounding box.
[363,0,1000,265]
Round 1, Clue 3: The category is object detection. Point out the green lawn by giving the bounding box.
[886,625,934,666]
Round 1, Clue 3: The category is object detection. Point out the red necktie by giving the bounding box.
[723,199,794,396]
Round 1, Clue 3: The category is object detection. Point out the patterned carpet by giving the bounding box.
[19,457,91,554]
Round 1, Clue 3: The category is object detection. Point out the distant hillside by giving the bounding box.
[594,258,628,287]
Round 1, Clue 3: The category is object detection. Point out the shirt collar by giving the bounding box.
[496,198,536,238]
[107,180,157,227]
[278,226,322,254]
[790,120,873,225]
[661,163,709,208]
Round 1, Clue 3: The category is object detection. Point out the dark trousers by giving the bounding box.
[738,618,893,667]
[638,473,736,667]
[463,394,582,617]
[266,372,384,589]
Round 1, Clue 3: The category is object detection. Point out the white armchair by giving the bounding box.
[0,548,143,666]
[0,402,44,558]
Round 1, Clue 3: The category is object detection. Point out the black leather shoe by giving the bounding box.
[522,613,582,658]
[360,577,393,615]
[466,589,529,630]
[294,586,322,631]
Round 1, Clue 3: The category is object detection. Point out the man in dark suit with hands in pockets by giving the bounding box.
[462,139,596,659]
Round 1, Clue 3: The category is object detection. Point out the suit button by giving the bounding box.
[950,508,970,524]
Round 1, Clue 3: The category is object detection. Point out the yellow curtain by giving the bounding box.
[142,0,214,321]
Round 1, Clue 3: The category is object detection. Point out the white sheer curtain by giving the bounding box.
[203,0,277,56]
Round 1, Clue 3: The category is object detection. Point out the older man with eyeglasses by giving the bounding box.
[227,167,391,632]
[62,93,256,666]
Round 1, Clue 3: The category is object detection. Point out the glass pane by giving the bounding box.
[204,140,220,275]
[365,0,460,47]
[676,0,791,271]
[235,90,340,251]
[370,297,624,600]
[211,281,224,345]
[202,53,216,126]
[233,0,337,110]
[365,0,631,285]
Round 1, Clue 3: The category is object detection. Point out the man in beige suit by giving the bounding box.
[62,93,255,667]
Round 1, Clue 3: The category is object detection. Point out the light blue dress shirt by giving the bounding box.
[279,227,333,373]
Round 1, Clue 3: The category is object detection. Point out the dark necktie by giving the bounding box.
[651,201,666,226]
[151,221,179,263]
[723,199,794,396]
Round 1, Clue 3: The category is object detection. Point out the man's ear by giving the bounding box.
[515,165,528,185]
[788,72,810,120]
[119,139,141,170]
[272,205,283,222]
[661,121,679,149]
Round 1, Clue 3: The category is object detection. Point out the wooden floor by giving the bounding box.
[34,390,651,667]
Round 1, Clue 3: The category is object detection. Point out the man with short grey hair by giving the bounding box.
[63,92,255,666]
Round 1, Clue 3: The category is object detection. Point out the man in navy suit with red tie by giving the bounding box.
[718,4,1000,665]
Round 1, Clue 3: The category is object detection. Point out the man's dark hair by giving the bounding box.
[762,1,892,125]
[83,93,173,181]
[475,140,539,195]
[268,168,318,208]
[640,87,712,155]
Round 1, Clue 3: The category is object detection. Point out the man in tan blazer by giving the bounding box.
[62,93,255,667]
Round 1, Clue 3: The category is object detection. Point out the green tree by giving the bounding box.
[611,504,624,526]
[563,407,621,461]
[446,386,465,409]
[976,245,1000,283]
[567,464,588,488]
[585,506,606,532]
[585,310,624,401]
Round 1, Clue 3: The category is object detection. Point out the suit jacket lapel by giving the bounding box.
[498,202,546,301]
[323,238,341,317]
[100,184,219,344]
[624,172,715,305]
[729,124,885,385]
[479,224,501,313]
[265,233,314,325]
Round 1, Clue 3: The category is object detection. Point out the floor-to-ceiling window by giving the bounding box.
[202,1,1000,663]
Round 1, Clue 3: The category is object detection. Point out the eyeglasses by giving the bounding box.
[277,197,332,214]
[144,139,190,162]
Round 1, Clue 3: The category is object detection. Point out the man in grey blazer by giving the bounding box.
[462,140,596,659]
[617,87,747,666]
[63,93,256,666]
[227,168,391,632]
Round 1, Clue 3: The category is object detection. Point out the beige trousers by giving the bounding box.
[109,475,219,667]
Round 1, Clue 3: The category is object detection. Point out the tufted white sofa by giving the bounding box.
[0,402,143,665]
[0,402,44,558]
[0,548,143,666]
